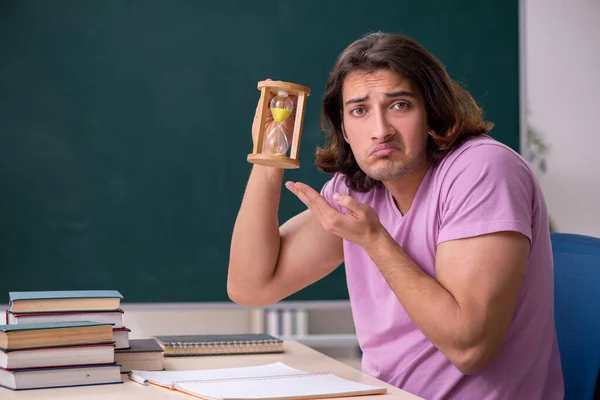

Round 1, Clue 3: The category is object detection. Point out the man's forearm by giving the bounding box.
[363,232,477,359]
[228,166,284,298]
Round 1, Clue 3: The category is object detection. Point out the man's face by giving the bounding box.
[341,69,429,183]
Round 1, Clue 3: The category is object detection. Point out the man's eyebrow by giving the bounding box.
[344,91,415,106]
[385,90,415,98]
[344,95,369,106]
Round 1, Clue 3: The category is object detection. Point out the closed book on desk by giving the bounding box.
[6,309,124,328]
[0,321,114,350]
[8,290,123,313]
[130,361,387,400]
[115,339,164,373]
[0,363,122,390]
[154,334,283,356]
[0,343,116,369]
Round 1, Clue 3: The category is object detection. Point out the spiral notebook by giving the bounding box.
[153,333,283,356]
[129,362,387,400]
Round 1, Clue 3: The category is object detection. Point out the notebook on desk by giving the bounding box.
[129,361,387,400]
[154,333,283,356]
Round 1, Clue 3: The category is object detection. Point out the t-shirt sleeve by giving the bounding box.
[437,144,534,244]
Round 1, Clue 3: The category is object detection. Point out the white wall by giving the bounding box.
[524,0,600,237]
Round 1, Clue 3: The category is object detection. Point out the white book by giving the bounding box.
[130,362,387,400]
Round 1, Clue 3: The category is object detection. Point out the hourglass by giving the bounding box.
[248,80,310,169]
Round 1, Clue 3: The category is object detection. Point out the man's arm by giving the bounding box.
[227,167,343,307]
[363,230,529,375]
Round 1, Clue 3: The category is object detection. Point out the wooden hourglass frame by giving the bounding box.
[247,80,311,169]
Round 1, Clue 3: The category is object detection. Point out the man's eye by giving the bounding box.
[351,108,365,116]
[393,102,410,110]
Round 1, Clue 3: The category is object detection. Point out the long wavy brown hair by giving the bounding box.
[315,32,494,192]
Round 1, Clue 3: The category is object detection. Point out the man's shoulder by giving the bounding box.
[436,135,531,176]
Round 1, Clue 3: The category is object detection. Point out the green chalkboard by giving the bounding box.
[0,1,519,303]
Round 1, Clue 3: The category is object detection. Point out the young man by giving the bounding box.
[228,32,564,399]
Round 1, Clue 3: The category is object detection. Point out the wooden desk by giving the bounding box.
[2,340,422,399]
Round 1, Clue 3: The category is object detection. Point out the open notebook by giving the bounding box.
[129,362,387,400]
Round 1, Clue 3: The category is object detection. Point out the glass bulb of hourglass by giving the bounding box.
[263,90,293,156]
[264,124,289,155]
[270,90,293,124]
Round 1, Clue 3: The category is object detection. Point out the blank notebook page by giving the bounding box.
[175,372,387,400]
[132,362,305,387]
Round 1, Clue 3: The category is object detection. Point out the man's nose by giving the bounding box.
[371,109,395,141]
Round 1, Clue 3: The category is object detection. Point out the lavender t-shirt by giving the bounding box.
[320,136,564,399]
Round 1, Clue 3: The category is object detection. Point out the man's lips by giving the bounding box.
[369,143,400,157]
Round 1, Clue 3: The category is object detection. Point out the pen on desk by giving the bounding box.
[128,373,148,386]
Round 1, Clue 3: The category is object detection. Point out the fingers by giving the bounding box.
[254,78,275,118]
[332,192,364,218]
[285,181,336,217]
[284,181,316,207]
[285,182,311,210]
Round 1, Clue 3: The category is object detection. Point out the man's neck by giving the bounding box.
[383,162,430,216]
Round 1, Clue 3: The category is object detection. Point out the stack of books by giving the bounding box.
[0,321,122,390]
[3,290,164,375]
[6,290,131,350]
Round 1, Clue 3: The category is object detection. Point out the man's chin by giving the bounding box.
[364,167,410,182]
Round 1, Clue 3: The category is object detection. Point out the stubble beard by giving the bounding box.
[357,152,427,182]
